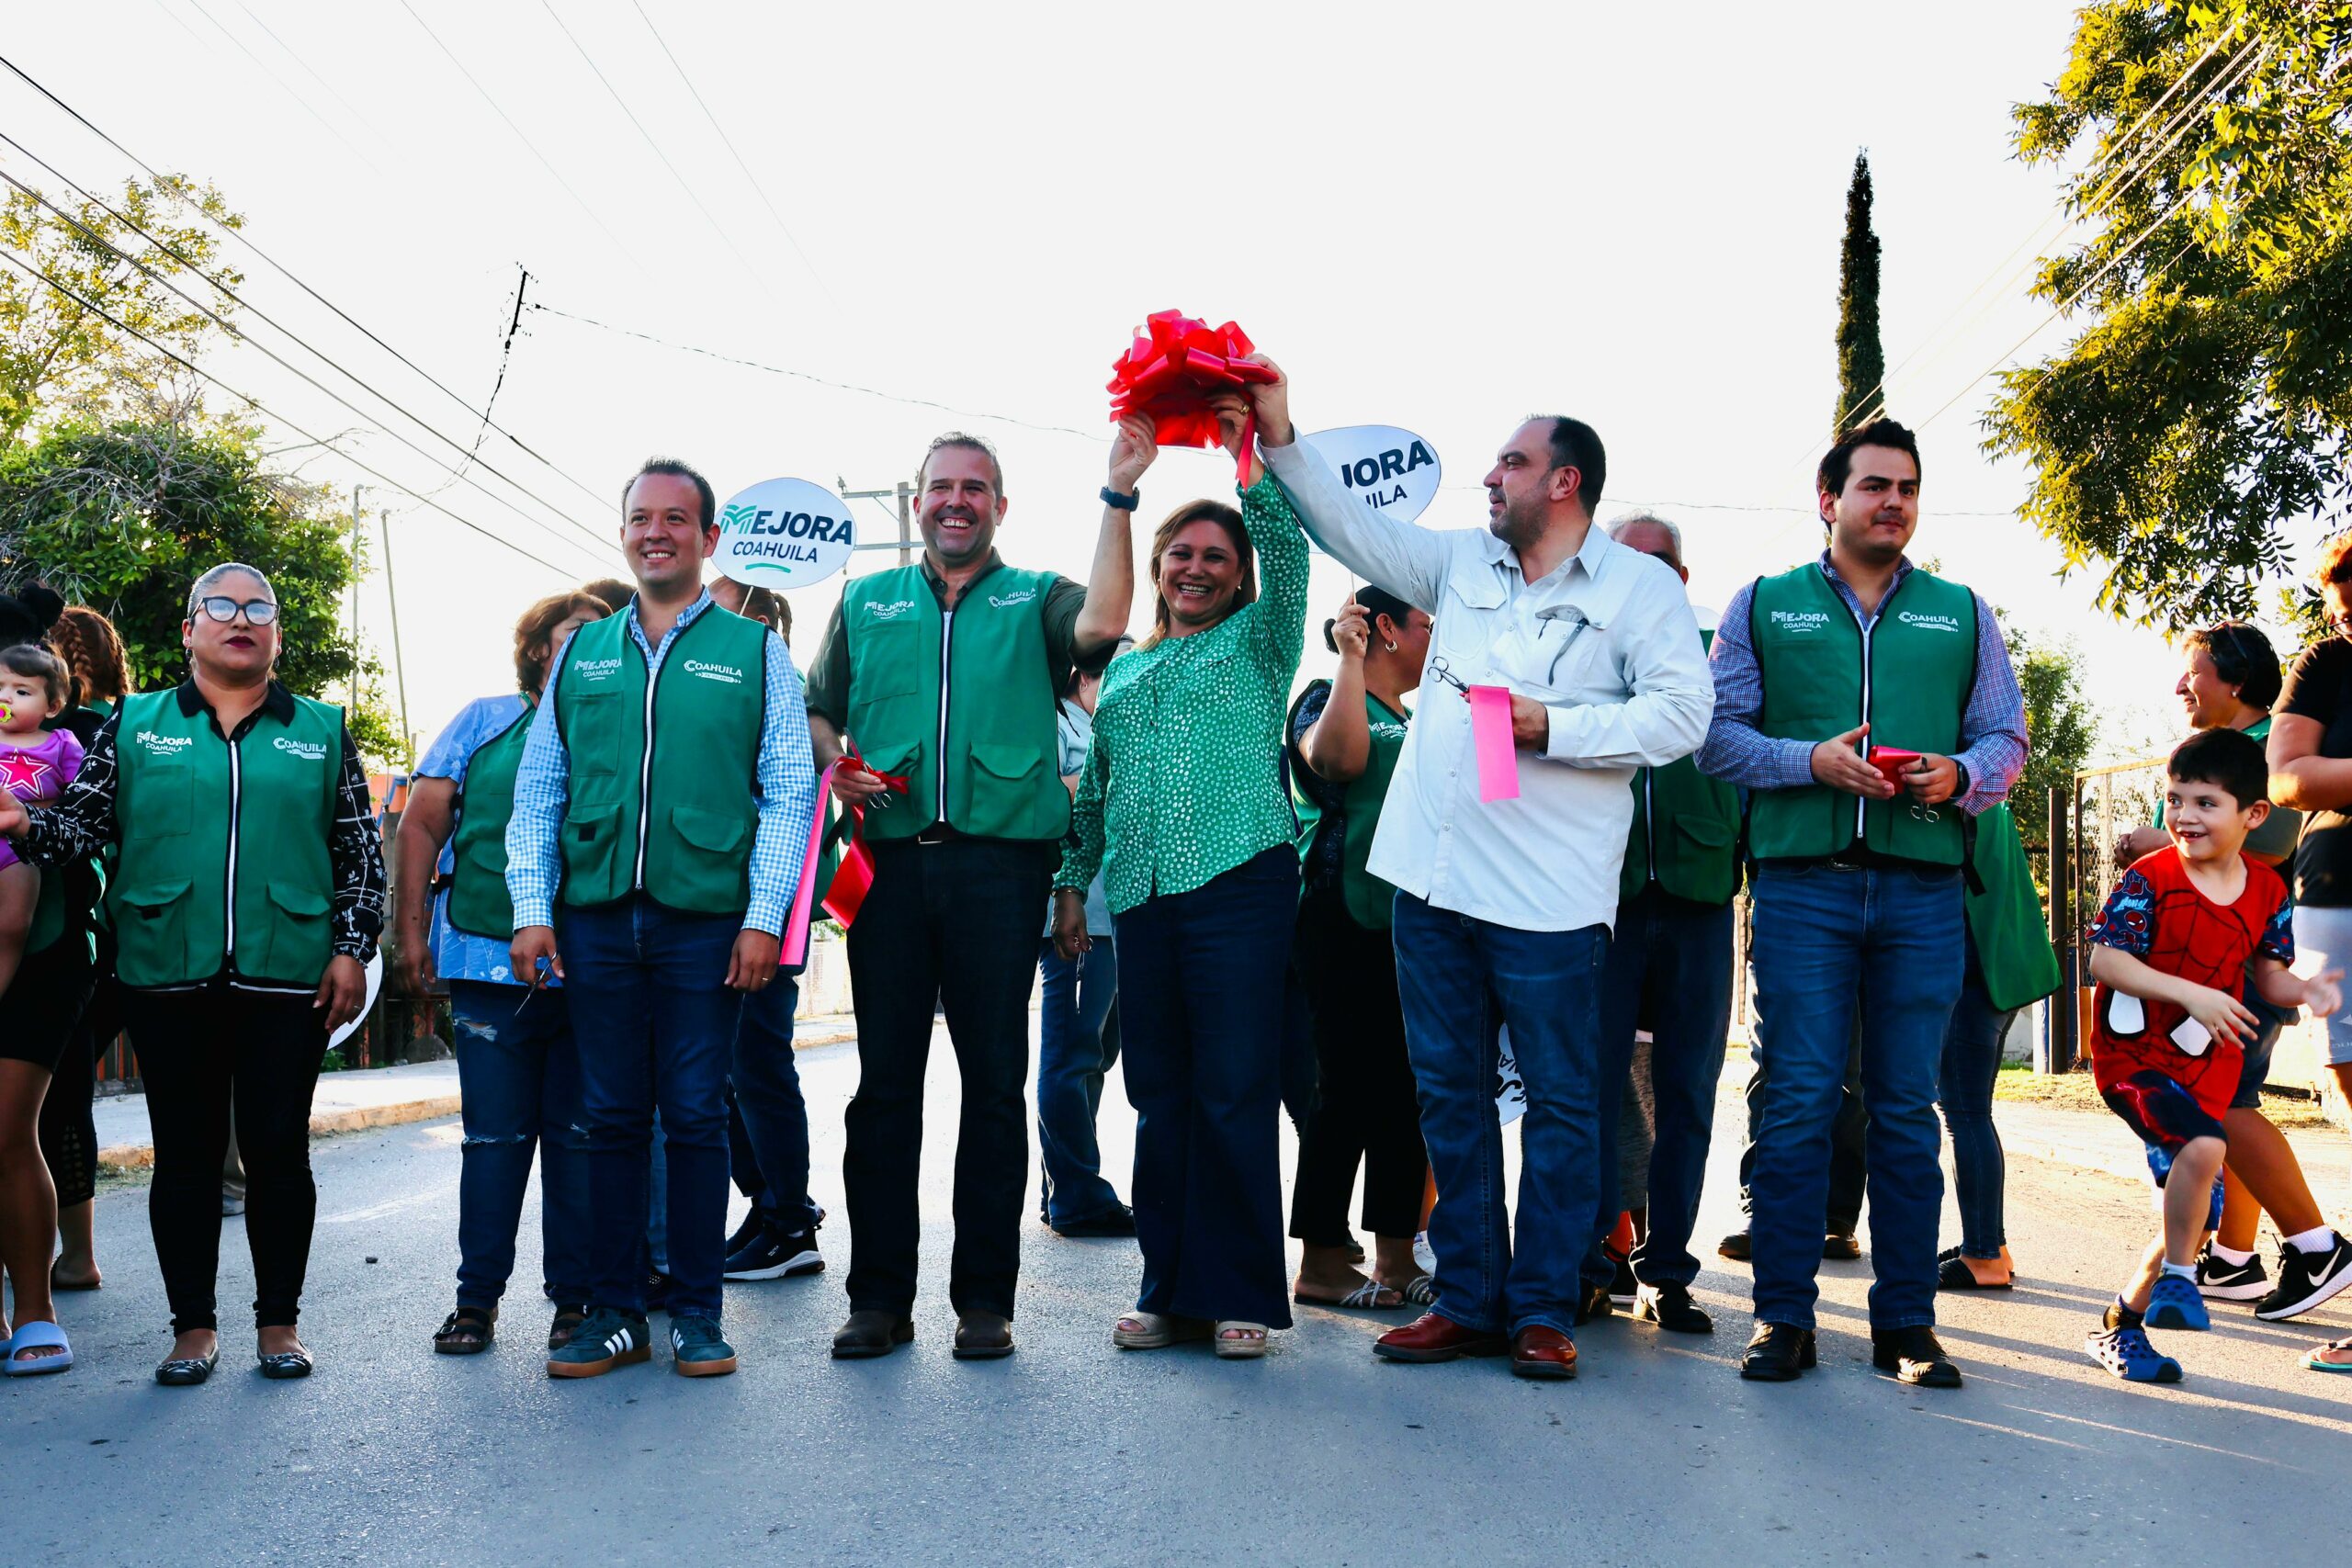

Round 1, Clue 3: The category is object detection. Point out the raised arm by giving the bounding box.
[1071,416,1155,658]
[1229,403,1310,682]
[1303,604,1374,784]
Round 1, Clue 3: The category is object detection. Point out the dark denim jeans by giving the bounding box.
[1748,863,1963,1332]
[1393,894,1609,1340]
[1936,931,2018,1261]
[1114,846,1299,1328]
[560,896,744,1322]
[447,979,593,1307]
[1585,886,1735,1292]
[1035,935,1124,1227]
[732,968,820,1235]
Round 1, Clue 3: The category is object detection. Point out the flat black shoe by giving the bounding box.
[1051,1204,1137,1239]
[1717,1230,1751,1261]
[1823,1229,1862,1260]
[1871,1326,1962,1388]
[155,1349,219,1386]
[1633,1282,1713,1335]
[951,1310,1015,1359]
[831,1310,914,1359]
[1739,1323,1815,1382]
[257,1348,314,1380]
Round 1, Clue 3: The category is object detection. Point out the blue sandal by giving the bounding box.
[2306,1336,2352,1374]
[3,1320,73,1376]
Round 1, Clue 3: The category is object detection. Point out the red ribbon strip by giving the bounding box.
[780,751,910,965]
[1106,309,1275,485]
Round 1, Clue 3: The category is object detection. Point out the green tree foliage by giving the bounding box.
[0,420,402,761]
[2006,617,2100,817]
[1985,1,2352,635]
[0,174,243,445]
[1833,152,1886,434]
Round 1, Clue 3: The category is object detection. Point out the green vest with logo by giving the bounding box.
[1295,688,1411,931]
[554,607,768,915]
[1964,801,2063,1011]
[841,565,1067,843]
[1621,626,1741,907]
[446,702,534,938]
[107,688,344,988]
[1748,564,1978,865]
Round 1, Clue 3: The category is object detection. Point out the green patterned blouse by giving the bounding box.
[1056,473,1310,915]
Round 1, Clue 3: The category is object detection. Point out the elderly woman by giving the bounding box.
[1052,396,1309,1359]
[0,563,386,1385]
[394,590,607,1356]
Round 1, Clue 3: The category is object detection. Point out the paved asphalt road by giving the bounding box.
[6,1027,2348,1566]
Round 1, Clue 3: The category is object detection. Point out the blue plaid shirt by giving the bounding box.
[504,589,817,936]
[1698,551,2027,816]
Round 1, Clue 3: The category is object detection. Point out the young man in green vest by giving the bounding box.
[1699,419,2027,1389]
[506,458,819,1382]
[1584,513,1741,1337]
[803,430,1131,1360]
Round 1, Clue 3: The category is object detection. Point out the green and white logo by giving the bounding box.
[716,477,857,591]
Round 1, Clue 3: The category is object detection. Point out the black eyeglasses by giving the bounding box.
[195,596,278,626]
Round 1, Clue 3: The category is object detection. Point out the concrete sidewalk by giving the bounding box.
[92,1012,859,1168]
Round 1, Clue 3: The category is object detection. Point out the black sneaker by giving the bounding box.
[724,1209,767,1258]
[2195,1248,2270,1302]
[2254,1233,2352,1322]
[1051,1203,1137,1239]
[723,1222,825,1281]
[1608,1253,1638,1311]
[1717,1230,1752,1261]
[1633,1282,1713,1335]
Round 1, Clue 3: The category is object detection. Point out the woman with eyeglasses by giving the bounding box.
[0,563,387,1385]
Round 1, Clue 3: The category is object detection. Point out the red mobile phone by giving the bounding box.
[1866,746,1921,790]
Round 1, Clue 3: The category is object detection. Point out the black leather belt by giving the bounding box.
[915,823,962,846]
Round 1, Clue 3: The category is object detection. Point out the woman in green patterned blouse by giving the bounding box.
[1051,392,1310,1359]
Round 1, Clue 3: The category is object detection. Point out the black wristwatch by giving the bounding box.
[1951,760,1971,797]
[1100,486,1139,512]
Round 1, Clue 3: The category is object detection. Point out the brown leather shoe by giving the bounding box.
[831,1310,914,1359]
[952,1310,1014,1360]
[1373,1312,1509,1363]
[1510,1325,1578,1380]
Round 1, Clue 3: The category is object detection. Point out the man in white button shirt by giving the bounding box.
[1249,361,1713,1378]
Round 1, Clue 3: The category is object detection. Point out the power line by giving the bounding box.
[229,0,393,145]
[416,264,532,501]
[0,246,585,581]
[174,0,386,178]
[624,0,831,305]
[0,51,614,513]
[0,162,612,564]
[528,299,1111,441]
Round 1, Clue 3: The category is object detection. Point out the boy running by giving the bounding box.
[2083,728,2341,1382]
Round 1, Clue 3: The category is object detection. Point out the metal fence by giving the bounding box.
[2044,754,2170,1074]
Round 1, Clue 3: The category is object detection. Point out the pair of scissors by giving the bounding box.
[1426,656,1470,696]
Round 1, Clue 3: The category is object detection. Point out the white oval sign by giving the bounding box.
[1303,424,1442,526]
[716,477,857,589]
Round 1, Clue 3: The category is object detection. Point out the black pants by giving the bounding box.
[41,936,119,1210]
[842,838,1053,1319]
[1289,888,1425,1246]
[119,983,330,1334]
[1737,1016,1868,1232]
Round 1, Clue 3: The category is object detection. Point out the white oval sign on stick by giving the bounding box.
[716,478,858,589]
[1303,424,1442,526]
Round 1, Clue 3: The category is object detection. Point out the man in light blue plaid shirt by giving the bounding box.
[506,457,818,1382]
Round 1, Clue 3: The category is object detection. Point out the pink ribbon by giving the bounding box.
[1465,685,1521,804]
[779,760,845,968]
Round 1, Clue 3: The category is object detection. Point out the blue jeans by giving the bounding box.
[1749,863,1963,1332]
[447,979,592,1308]
[560,896,743,1321]
[1393,894,1609,1340]
[1936,931,2018,1261]
[1036,936,1124,1227]
[732,969,820,1234]
[1113,847,1299,1328]
[1586,887,1735,1292]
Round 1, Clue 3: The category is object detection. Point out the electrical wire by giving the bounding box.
[0,51,614,513]
[0,246,584,580]
[173,0,386,178]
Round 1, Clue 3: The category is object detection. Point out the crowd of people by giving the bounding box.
[1,350,2349,1391]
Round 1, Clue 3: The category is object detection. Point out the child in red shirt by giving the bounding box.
[2084,728,2340,1382]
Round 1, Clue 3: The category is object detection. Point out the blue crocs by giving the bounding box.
[2086,1324,2183,1382]
[2143,1274,2210,1331]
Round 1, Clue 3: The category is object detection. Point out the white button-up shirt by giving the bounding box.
[1262,437,1714,933]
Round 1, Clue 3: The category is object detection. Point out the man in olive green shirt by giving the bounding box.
[804,430,1133,1360]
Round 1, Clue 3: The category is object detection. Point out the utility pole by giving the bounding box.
[379,510,413,764]
[349,484,364,710]
[842,479,915,565]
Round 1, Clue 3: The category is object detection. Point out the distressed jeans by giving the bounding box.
[447,979,594,1307]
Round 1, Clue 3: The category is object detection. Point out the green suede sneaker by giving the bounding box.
[670,1315,739,1378]
[545,1308,651,1379]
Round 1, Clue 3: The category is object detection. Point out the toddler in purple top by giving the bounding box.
[0,643,84,995]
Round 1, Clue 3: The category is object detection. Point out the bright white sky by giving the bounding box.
[7,1,2217,764]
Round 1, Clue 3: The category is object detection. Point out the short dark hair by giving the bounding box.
[918,432,1004,495]
[623,457,717,532]
[1819,418,1923,498]
[581,578,636,614]
[738,585,792,642]
[2185,621,2281,710]
[0,641,69,709]
[1530,415,1606,515]
[2167,726,2268,812]
[1323,585,1417,654]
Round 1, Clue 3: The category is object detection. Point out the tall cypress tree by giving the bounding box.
[1833,151,1885,435]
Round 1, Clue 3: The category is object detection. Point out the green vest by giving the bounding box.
[27,854,68,956]
[1621,626,1741,907]
[554,607,769,915]
[841,565,1067,842]
[107,688,343,988]
[1964,802,2063,1011]
[1295,687,1410,930]
[445,702,534,938]
[1748,563,1978,865]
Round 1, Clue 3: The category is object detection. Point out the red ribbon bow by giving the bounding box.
[818,750,910,930]
[1106,309,1276,481]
